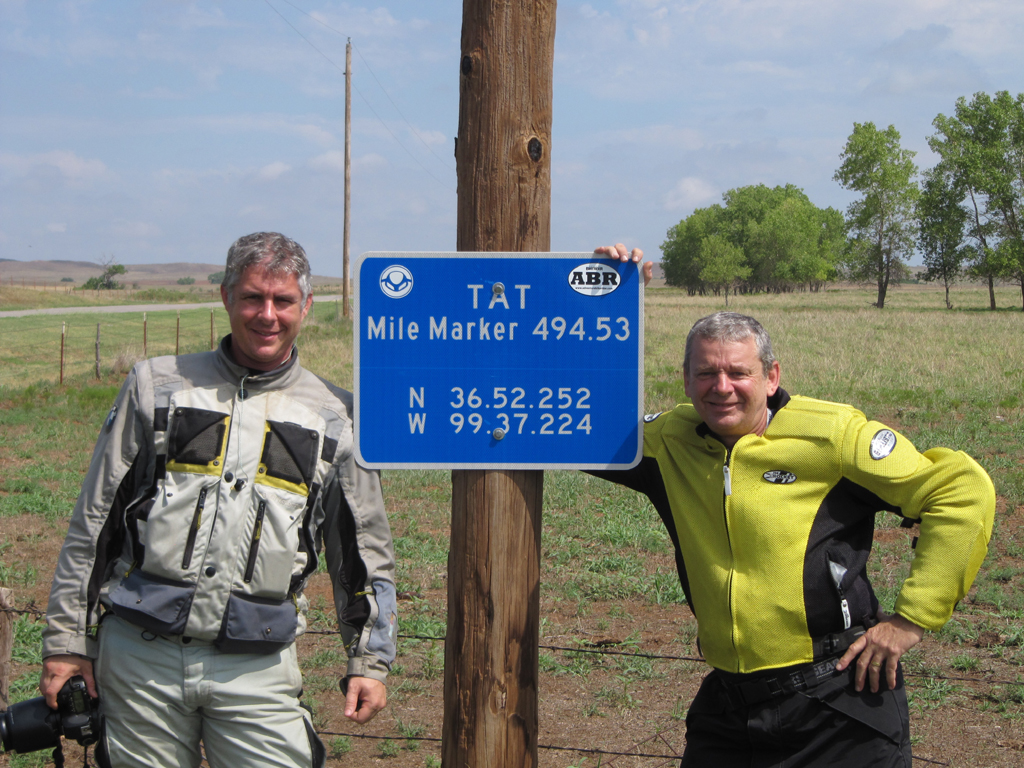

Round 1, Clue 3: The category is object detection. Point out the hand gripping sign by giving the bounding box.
[354,252,644,469]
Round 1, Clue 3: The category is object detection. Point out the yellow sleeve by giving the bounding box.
[841,416,995,632]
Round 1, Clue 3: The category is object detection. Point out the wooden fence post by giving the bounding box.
[176,311,181,356]
[60,322,66,386]
[143,312,148,358]
[210,309,215,350]
[443,2,556,767]
[1,588,13,710]
[95,323,101,379]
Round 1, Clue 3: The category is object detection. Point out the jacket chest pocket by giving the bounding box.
[164,407,230,476]
[255,420,320,495]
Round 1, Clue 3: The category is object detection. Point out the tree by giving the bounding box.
[747,197,843,291]
[82,258,127,290]
[661,184,843,294]
[834,123,919,308]
[929,91,1024,310]
[208,271,225,285]
[698,234,750,306]
[662,205,723,294]
[917,165,968,308]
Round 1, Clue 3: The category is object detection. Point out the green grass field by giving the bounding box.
[1,283,1022,767]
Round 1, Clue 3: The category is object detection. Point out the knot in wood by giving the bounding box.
[527,137,543,162]
[461,54,473,76]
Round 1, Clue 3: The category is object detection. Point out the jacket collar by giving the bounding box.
[216,335,303,390]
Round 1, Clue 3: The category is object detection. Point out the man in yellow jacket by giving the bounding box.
[594,246,994,768]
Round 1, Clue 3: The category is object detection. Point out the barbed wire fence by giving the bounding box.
[0,300,1017,766]
[6,604,1023,765]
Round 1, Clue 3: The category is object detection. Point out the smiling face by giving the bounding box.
[683,335,781,448]
[221,264,311,371]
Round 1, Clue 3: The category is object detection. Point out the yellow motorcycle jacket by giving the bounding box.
[598,389,994,674]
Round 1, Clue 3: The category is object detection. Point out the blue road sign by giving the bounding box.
[354,252,643,469]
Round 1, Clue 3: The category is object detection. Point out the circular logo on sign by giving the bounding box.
[380,265,413,299]
[869,429,897,460]
[762,470,797,485]
[567,263,621,296]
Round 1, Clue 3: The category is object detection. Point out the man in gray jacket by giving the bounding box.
[40,232,397,767]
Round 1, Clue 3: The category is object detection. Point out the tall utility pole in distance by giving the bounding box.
[343,38,352,318]
[444,2,556,768]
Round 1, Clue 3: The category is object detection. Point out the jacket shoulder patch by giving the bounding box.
[869,429,897,460]
[762,470,797,485]
[643,412,663,423]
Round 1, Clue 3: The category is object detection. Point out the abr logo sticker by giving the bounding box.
[568,263,620,296]
[869,429,897,460]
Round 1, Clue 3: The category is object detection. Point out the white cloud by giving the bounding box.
[110,219,161,237]
[47,222,67,233]
[0,150,110,183]
[294,123,335,146]
[258,161,291,180]
[353,153,389,171]
[664,177,719,212]
[110,220,161,238]
[309,151,345,173]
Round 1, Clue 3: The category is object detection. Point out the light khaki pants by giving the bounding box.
[95,616,324,768]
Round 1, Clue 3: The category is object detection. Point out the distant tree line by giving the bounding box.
[661,90,1024,310]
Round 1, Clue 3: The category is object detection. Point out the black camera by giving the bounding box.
[0,676,100,755]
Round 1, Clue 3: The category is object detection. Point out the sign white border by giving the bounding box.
[353,251,645,470]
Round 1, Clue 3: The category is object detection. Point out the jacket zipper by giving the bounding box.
[182,487,207,569]
[838,589,852,630]
[828,558,853,630]
[721,450,737,663]
[243,499,266,583]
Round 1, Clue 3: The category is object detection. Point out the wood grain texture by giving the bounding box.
[445,471,543,767]
[445,2,555,766]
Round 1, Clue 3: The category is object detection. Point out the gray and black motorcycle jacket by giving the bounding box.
[43,338,397,682]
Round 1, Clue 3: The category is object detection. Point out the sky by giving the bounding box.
[2,1,1023,277]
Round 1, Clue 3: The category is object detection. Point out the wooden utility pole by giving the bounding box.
[444,3,556,767]
[343,38,352,319]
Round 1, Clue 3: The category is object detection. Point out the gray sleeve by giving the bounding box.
[42,367,151,659]
[322,458,397,683]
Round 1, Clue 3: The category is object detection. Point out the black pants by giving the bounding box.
[681,665,912,768]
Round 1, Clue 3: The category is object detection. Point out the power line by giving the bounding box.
[262,0,453,192]
[276,0,455,175]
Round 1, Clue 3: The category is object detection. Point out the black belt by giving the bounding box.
[718,626,865,709]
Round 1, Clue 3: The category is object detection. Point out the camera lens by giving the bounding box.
[0,708,10,750]
[0,695,61,754]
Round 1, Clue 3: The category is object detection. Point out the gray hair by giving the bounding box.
[684,312,776,376]
[223,232,312,305]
